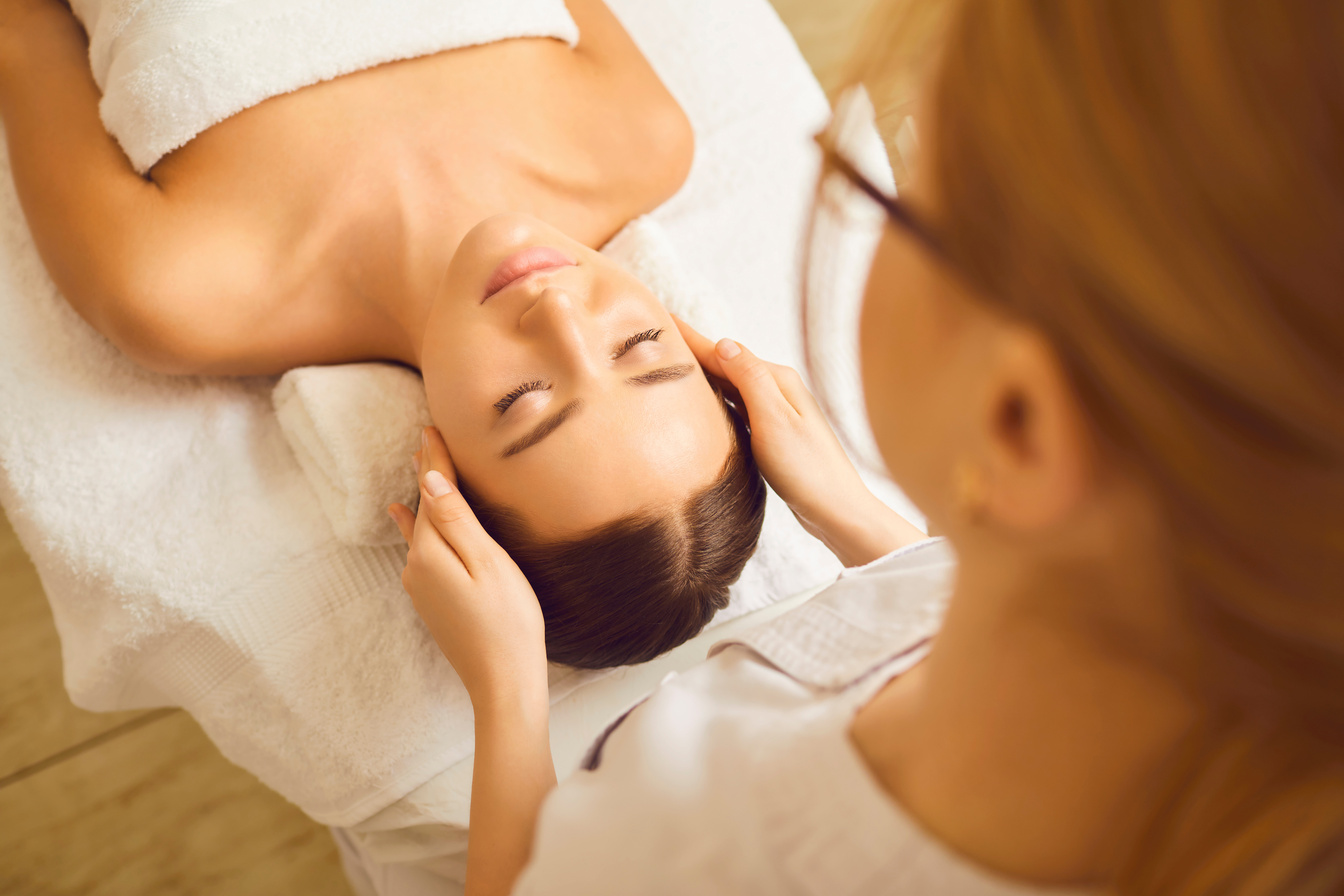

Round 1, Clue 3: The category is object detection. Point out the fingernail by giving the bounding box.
[421,429,429,451]
[424,470,453,498]
[716,338,741,360]
[412,454,421,476]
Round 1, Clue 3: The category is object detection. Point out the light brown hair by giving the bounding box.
[461,396,765,669]
[853,1,1344,893]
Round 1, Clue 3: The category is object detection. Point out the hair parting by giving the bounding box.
[460,393,766,669]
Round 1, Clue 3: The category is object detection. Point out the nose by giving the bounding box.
[520,286,596,373]
[523,284,586,332]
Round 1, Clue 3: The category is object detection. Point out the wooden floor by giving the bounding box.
[0,506,354,896]
[0,2,872,892]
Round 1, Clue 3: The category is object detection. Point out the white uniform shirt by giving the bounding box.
[513,539,1088,895]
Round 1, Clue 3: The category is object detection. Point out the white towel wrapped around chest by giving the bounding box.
[68,0,579,173]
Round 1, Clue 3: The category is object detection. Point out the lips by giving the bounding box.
[482,247,577,302]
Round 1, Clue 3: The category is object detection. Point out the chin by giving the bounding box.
[461,213,569,260]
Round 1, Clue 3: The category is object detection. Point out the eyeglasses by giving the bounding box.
[801,84,935,479]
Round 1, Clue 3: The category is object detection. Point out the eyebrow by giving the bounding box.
[502,399,584,459]
[501,365,697,458]
[626,363,695,386]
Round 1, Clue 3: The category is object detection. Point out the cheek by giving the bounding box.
[860,282,916,478]
[858,232,957,502]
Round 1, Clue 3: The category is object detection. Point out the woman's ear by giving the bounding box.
[977,325,1095,532]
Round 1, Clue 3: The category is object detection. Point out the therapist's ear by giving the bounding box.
[977,325,1095,532]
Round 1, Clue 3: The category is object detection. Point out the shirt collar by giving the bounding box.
[709,538,957,690]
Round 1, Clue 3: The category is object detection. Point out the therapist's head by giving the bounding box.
[841,0,1344,891]
[418,214,766,668]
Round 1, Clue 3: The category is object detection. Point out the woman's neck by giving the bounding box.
[851,528,1199,887]
[333,165,473,370]
[345,183,651,371]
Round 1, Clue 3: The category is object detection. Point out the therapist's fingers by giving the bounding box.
[417,471,505,576]
[388,503,416,545]
[675,315,727,379]
[706,339,798,423]
[391,448,426,545]
[414,428,505,573]
[673,315,818,420]
[674,315,745,410]
[420,427,460,487]
[765,362,823,417]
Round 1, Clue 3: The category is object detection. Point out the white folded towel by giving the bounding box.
[69,0,579,173]
[274,364,431,547]
[273,216,733,548]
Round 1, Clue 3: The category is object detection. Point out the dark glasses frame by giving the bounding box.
[809,131,948,268]
[798,85,973,477]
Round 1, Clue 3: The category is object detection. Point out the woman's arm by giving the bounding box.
[391,429,557,896]
[0,6,165,337]
[0,4,292,375]
[470,699,557,896]
[677,318,928,566]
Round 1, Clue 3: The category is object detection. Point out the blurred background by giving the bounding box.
[0,1,874,893]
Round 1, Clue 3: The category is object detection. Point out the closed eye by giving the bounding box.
[494,327,662,414]
[494,380,550,414]
[613,328,664,359]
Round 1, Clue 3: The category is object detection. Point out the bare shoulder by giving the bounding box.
[102,180,399,377]
[132,108,407,375]
[569,0,694,214]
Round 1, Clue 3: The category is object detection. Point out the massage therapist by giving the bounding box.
[389,1,1344,893]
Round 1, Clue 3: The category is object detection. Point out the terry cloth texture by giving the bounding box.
[69,0,579,172]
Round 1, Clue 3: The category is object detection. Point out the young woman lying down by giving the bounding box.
[0,0,772,668]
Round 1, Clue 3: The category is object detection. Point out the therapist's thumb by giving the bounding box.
[713,339,786,419]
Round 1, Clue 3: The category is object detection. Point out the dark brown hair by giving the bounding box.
[854,1,1344,892]
[459,395,766,669]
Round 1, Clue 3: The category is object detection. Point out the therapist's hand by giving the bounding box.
[389,427,549,711]
[393,429,555,896]
[677,317,926,566]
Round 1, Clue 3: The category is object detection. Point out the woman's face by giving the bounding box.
[420,214,733,539]
[856,150,1095,545]
[857,185,1002,536]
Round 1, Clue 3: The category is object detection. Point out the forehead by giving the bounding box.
[466,372,733,538]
